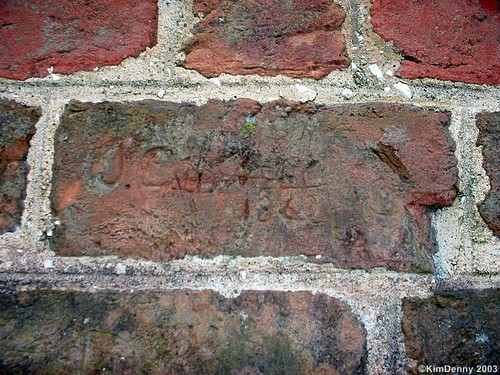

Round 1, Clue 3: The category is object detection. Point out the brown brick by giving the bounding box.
[181,0,349,79]
[0,290,367,374]
[477,112,500,236]
[51,100,457,271]
[371,0,500,85]
[0,0,157,80]
[0,99,40,234]
[402,289,500,373]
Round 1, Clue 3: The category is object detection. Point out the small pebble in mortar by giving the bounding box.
[209,77,221,87]
[368,64,385,82]
[295,84,317,103]
[342,88,355,99]
[393,82,413,99]
[114,263,127,275]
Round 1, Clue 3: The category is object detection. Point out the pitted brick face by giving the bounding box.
[477,112,500,236]
[403,289,500,372]
[0,0,157,80]
[0,290,367,374]
[181,0,349,79]
[51,100,457,271]
[371,0,500,85]
[0,99,40,234]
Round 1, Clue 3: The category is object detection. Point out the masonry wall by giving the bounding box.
[0,0,499,374]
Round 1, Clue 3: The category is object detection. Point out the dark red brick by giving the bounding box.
[477,112,500,236]
[0,0,157,81]
[0,99,40,234]
[403,289,500,373]
[0,290,367,374]
[181,0,349,79]
[371,0,500,85]
[51,100,457,271]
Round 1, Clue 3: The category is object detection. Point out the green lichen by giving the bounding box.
[242,122,256,134]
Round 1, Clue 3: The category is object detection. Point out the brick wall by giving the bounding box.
[0,0,498,374]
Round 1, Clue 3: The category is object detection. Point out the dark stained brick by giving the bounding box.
[0,0,157,80]
[181,0,349,79]
[0,99,40,234]
[402,289,500,373]
[371,0,500,85]
[477,112,500,236]
[51,100,457,271]
[0,290,367,374]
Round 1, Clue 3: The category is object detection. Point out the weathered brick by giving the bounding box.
[181,0,349,79]
[402,289,500,373]
[0,0,157,80]
[0,99,40,234]
[51,100,457,271]
[477,112,500,236]
[0,290,367,374]
[371,0,500,85]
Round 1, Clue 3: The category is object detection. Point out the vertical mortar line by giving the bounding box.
[24,98,67,253]
[156,0,168,46]
[349,295,406,375]
[457,107,484,274]
[351,0,370,72]
[157,0,195,70]
[353,276,436,375]
[431,107,473,275]
[460,105,499,273]
[335,0,360,63]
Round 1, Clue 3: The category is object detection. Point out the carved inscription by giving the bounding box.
[51,100,457,271]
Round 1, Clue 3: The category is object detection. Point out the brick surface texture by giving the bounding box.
[0,0,157,80]
[51,100,457,271]
[371,0,500,85]
[181,0,349,79]
[0,290,366,374]
[0,99,40,234]
[402,289,500,373]
[477,112,500,236]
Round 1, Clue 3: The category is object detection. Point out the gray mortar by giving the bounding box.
[0,0,499,374]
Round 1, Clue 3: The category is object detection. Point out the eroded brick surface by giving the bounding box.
[0,99,40,234]
[0,0,157,80]
[181,0,349,79]
[0,290,366,374]
[51,100,457,271]
[477,112,500,236]
[403,289,500,373]
[371,0,500,85]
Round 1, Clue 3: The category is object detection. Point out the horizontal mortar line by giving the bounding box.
[0,92,497,113]
[0,253,477,277]
[0,269,498,291]
[0,78,499,94]
[0,76,500,94]
[0,89,497,112]
[2,253,499,280]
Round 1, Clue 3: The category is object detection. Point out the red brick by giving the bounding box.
[0,99,40,234]
[51,100,457,271]
[0,0,157,81]
[0,290,367,374]
[181,0,349,79]
[477,112,500,236]
[403,289,499,373]
[371,0,500,85]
